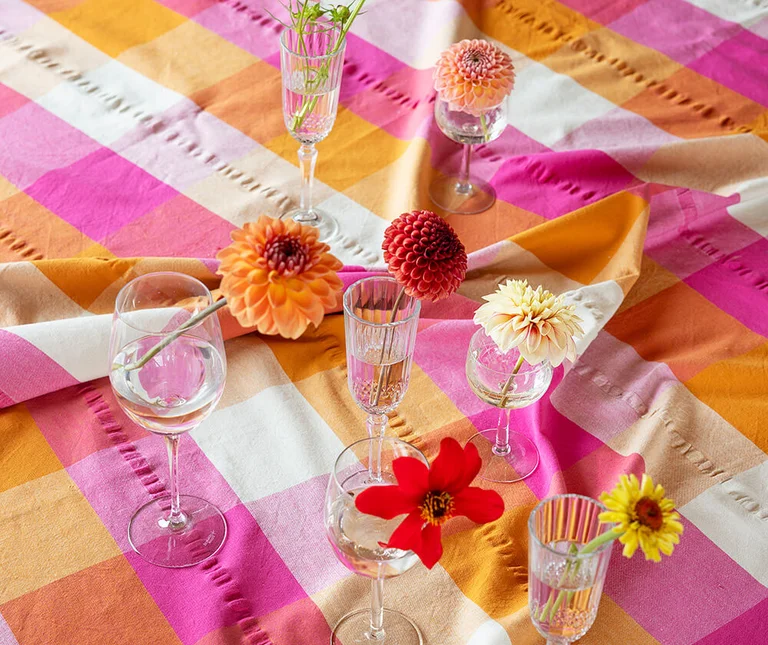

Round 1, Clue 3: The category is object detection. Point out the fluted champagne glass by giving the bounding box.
[465,327,552,483]
[430,97,507,214]
[325,437,427,644]
[109,272,227,567]
[343,277,421,479]
[529,495,613,644]
[280,24,346,242]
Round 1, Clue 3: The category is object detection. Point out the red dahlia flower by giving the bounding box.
[382,210,467,302]
[355,437,504,569]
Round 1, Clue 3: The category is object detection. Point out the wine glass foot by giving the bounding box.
[331,608,423,645]
[429,175,496,214]
[128,494,227,568]
[467,429,540,483]
[286,207,340,243]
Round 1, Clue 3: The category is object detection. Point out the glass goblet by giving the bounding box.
[325,437,427,644]
[109,272,227,567]
[465,327,552,483]
[280,24,346,242]
[343,276,421,478]
[529,494,613,644]
[429,96,507,214]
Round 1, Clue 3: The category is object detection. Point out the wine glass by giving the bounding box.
[529,495,613,644]
[109,272,227,567]
[343,276,421,477]
[280,23,346,242]
[325,437,427,644]
[465,327,552,483]
[429,96,507,214]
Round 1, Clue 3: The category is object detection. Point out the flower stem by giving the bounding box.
[122,297,228,371]
[370,287,405,408]
[480,113,489,142]
[499,354,525,406]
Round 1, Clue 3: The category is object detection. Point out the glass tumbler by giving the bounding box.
[529,494,613,644]
[280,24,346,242]
[429,96,507,214]
[109,272,227,567]
[465,327,553,483]
[325,437,427,644]
[343,276,421,477]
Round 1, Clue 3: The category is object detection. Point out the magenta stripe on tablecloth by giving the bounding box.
[555,0,646,24]
[688,29,768,107]
[693,597,768,645]
[0,330,79,407]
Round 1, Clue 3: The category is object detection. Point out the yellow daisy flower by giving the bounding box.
[599,473,684,562]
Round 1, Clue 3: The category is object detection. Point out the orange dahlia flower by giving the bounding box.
[433,39,515,116]
[216,216,343,339]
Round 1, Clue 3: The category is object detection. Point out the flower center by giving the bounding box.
[635,497,663,530]
[264,234,311,276]
[460,49,492,77]
[420,491,455,526]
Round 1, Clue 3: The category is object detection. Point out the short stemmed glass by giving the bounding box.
[343,277,421,477]
[529,495,613,644]
[325,437,427,644]
[430,97,507,214]
[280,24,346,242]
[109,272,227,567]
[465,327,552,483]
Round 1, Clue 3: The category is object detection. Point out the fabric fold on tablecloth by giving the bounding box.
[0,189,649,409]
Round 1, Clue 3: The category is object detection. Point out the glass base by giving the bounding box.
[331,608,423,644]
[429,175,496,214]
[128,494,227,568]
[286,207,340,243]
[467,429,540,483]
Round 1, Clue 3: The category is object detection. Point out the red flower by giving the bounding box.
[355,437,504,569]
[382,210,467,302]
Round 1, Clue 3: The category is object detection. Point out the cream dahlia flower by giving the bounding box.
[473,279,584,367]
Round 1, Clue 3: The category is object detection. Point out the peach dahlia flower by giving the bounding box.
[473,279,583,367]
[433,39,515,116]
[216,216,343,339]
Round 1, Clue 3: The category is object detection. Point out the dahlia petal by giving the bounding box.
[453,442,482,491]
[452,487,504,523]
[392,457,430,496]
[415,523,443,569]
[355,487,420,520]
[386,511,424,552]
[428,437,466,493]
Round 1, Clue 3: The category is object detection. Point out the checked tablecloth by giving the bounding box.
[0,0,767,644]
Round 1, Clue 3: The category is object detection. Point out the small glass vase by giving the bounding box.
[430,96,507,214]
[528,495,613,644]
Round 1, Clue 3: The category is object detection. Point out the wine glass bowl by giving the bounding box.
[280,25,346,241]
[109,272,227,568]
[430,96,508,214]
[325,437,426,644]
[528,495,613,644]
[465,327,552,483]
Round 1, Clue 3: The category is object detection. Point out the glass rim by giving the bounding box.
[279,25,347,59]
[114,272,214,334]
[331,436,428,492]
[528,493,612,559]
[468,328,552,376]
[343,276,422,328]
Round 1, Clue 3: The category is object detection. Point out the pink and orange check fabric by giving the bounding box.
[0,1,766,644]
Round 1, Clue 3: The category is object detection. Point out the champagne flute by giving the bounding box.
[325,437,427,644]
[529,495,613,644]
[465,327,552,483]
[280,23,346,242]
[343,277,421,479]
[109,272,227,567]
[429,97,507,214]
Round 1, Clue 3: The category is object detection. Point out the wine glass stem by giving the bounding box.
[368,575,385,640]
[297,143,318,220]
[456,143,472,195]
[165,434,186,528]
[493,407,512,457]
[366,414,387,481]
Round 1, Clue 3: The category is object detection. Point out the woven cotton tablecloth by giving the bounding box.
[1,1,767,644]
